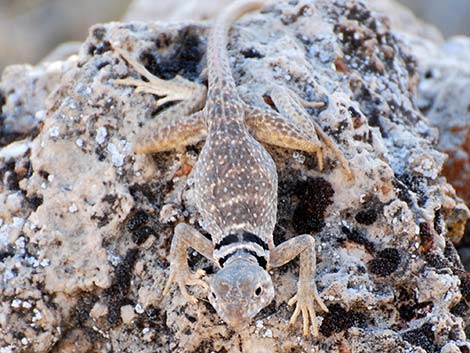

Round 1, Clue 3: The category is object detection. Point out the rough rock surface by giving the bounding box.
[379,6,470,269]
[404,35,470,271]
[1,0,470,352]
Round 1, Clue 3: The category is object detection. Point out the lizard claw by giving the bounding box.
[162,266,208,304]
[288,286,328,337]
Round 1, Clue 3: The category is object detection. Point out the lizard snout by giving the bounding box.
[220,303,250,327]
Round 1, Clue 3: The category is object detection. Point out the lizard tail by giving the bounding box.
[207,0,266,92]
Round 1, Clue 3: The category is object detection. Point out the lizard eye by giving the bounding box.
[255,287,262,296]
[211,292,217,299]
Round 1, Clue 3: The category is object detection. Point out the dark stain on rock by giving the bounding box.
[340,226,375,253]
[194,342,228,353]
[4,169,19,191]
[281,4,312,25]
[129,181,172,208]
[1,158,20,191]
[240,47,264,59]
[134,305,170,344]
[292,177,334,234]
[451,298,470,338]
[396,173,428,208]
[185,314,197,323]
[399,300,433,322]
[91,212,111,228]
[454,269,470,301]
[102,193,117,205]
[94,40,112,56]
[355,207,378,225]
[368,248,400,276]
[96,60,110,70]
[460,346,470,353]
[73,294,99,326]
[27,194,44,211]
[348,105,361,119]
[92,26,107,41]
[140,26,204,81]
[105,248,139,326]
[320,303,368,336]
[345,2,371,22]
[155,32,172,49]
[0,89,5,108]
[445,239,466,269]
[424,252,449,270]
[132,226,155,245]
[393,178,413,206]
[126,209,149,231]
[94,146,107,162]
[402,323,438,353]
[433,208,443,235]
[419,222,434,253]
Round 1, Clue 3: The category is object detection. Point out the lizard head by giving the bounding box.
[208,254,274,328]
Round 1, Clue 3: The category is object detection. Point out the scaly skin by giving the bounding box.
[114,0,352,336]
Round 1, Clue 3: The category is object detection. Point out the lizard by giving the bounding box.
[114,0,352,337]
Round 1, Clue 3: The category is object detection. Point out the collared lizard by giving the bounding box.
[114,0,352,337]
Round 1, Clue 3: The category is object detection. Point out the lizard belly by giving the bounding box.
[193,132,277,244]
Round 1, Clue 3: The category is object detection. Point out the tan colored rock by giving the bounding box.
[120,304,136,324]
[90,302,109,320]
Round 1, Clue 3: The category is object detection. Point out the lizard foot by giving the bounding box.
[288,284,328,337]
[114,48,206,107]
[162,267,208,304]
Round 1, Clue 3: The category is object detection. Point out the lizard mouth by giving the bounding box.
[221,304,250,328]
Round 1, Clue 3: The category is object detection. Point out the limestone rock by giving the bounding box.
[0,0,469,352]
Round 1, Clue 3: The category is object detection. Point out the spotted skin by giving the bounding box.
[113,0,356,337]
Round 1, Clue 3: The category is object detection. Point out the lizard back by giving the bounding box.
[193,0,277,262]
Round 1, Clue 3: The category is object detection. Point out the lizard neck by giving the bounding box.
[206,0,264,98]
[214,231,269,269]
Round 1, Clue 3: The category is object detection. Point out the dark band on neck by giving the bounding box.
[214,231,269,251]
[214,233,239,250]
[242,232,269,250]
[219,249,267,269]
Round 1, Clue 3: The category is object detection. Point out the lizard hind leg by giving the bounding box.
[114,48,207,108]
[113,48,209,154]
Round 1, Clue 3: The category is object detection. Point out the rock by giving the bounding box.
[0,0,469,352]
[372,2,470,268]
[120,304,136,324]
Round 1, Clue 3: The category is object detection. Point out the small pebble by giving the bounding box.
[69,203,78,213]
[96,127,108,145]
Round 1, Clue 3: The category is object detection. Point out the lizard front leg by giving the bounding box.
[133,110,207,154]
[269,234,328,337]
[115,48,207,108]
[162,223,214,304]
